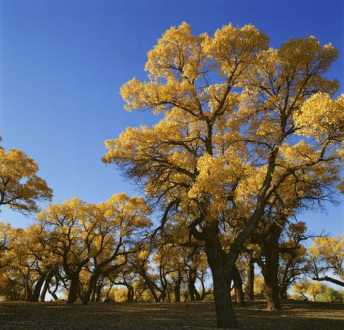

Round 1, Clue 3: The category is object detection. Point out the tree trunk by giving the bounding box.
[261,224,282,311]
[205,231,238,329]
[83,272,101,304]
[25,279,33,301]
[31,274,46,302]
[127,285,134,302]
[67,274,79,304]
[188,271,199,301]
[246,255,254,302]
[233,266,244,306]
[279,284,288,301]
[40,271,54,302]
[174,273,181,303]
[95,283,103,302]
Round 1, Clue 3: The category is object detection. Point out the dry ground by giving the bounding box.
[0,300,343,329]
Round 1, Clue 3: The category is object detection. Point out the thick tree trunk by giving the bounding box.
[279,284,288,301]
[31,274,46,302]
[67,275,80,304]
[205,232,238,329]
[246,255,255,302]
[25,279,33,301]
[264,272,281,311]
[233,266,244,306]
[261,224,282,311]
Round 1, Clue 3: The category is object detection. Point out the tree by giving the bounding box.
[309,236,344,287]
[0,223,13,270]
[0,148,52,213]
[81,194,151,304]
[291,280,340,302]
[103,22,343,328]
[36,194,151,304]
[37,198,98,303]
[278,222,309,300]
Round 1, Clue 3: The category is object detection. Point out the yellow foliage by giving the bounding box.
[103,22,343,247]
[0,148,52,212]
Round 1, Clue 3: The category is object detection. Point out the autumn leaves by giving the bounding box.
[103,22,343,327]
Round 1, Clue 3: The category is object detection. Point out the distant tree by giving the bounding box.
[0,148,52,213]
[309,236,344,287]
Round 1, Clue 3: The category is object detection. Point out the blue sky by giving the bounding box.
[0,0,343,235]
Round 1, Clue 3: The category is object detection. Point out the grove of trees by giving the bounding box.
[1,23,344,329]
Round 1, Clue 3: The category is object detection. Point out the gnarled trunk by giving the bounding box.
[205,228,237,329]
[40,271,54,302]
[31,273,46,302]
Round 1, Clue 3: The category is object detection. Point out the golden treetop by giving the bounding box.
[0,148,52,213]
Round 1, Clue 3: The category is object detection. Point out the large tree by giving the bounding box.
[103,22,343,328]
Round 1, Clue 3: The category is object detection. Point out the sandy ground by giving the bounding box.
[0,300,343,329]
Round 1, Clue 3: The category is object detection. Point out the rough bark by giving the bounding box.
[246,255,255,302]
[205,224,238,329]
[174,272,182,302]
[67,275,80,304]
[261,224,282,311]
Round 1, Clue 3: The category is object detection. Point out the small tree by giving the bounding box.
[309,236,344,287]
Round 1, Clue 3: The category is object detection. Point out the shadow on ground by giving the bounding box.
[0,300,343,329]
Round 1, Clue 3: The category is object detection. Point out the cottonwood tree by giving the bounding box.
[37,198,99,303]
[103,22,343,328]
[278,222,310,300]
[0,148,52,213]
[309,236,344,287]
[0,223,13,270]
[37,194,151,303]
[81,194,151,304]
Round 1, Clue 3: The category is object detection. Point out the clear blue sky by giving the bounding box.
[0,0,343,235]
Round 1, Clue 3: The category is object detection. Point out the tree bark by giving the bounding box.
[174,272,181,302]
[205,228,238,329]
[261,224,282,311]
[246,255,255,302]
[67,274,80,304]
[40,271,55,302]
[31,274,46,302]
[233,266,245,306]
[127,285,134,302]
[83,272,99,304]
